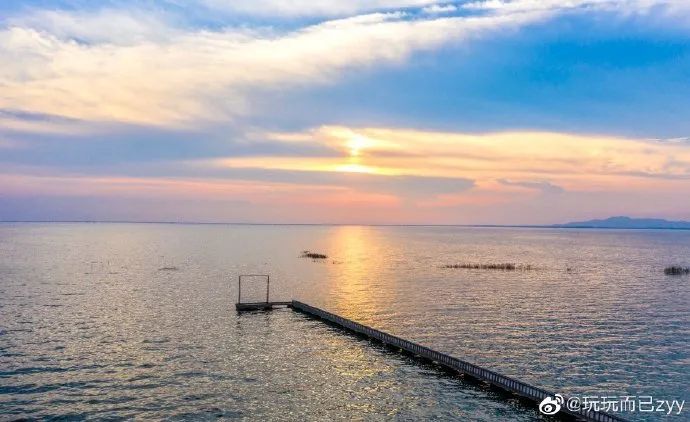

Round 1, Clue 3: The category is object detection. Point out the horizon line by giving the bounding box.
[2,220,690,230]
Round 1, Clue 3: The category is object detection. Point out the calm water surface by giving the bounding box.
[1,223,689,421]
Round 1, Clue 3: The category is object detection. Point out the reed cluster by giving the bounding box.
[443,263,534,271]
[300,251,328,259]
[664,266,690,275]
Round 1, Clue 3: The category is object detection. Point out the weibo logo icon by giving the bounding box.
[539,394,564,415]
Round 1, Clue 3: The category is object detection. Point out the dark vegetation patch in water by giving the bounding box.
[300,251,328,259]
[443,263,534,271]
[664,266,690,275]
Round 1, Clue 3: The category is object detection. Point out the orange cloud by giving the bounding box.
[224,126,690,190]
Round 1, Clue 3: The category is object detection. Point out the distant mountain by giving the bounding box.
[555,216,690,229]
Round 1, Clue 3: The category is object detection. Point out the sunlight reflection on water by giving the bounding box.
[0,223,688,421]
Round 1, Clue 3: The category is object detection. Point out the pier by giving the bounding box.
[235,301,292,311]
[289,300,629,422]
[234,275,627,421]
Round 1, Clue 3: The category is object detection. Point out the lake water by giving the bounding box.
[1,223,688,421]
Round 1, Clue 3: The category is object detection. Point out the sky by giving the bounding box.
[1,0,690,225]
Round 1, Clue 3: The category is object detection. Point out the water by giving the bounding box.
[1,223,688,421]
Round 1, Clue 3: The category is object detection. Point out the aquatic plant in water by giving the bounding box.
[443,263,534,271]
[664,266,690,275]
[300,251,328,259]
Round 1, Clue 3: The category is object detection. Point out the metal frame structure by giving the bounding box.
[237,274,270,304]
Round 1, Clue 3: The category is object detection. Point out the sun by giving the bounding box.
[345,135,371,157]
[335,133,383,174]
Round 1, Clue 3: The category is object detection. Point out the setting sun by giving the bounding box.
[346,134,372,157]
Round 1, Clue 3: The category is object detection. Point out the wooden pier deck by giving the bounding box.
[235,301,292,311]
[290,300,629,422]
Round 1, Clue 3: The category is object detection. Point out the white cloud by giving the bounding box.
[201,0,439,17]
[463,0,690,15]
[0,9,547,125]
[6,8,178,45]
[0,0,685,127]
[422,4,459,14]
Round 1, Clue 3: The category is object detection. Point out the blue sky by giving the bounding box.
[1,1,690,224]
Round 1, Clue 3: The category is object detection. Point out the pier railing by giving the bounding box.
[292,300,628,422]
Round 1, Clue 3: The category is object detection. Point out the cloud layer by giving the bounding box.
[3,125,690,223]
[2,0,684,126]
[0,9,549,125]
[1,1,689,223]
